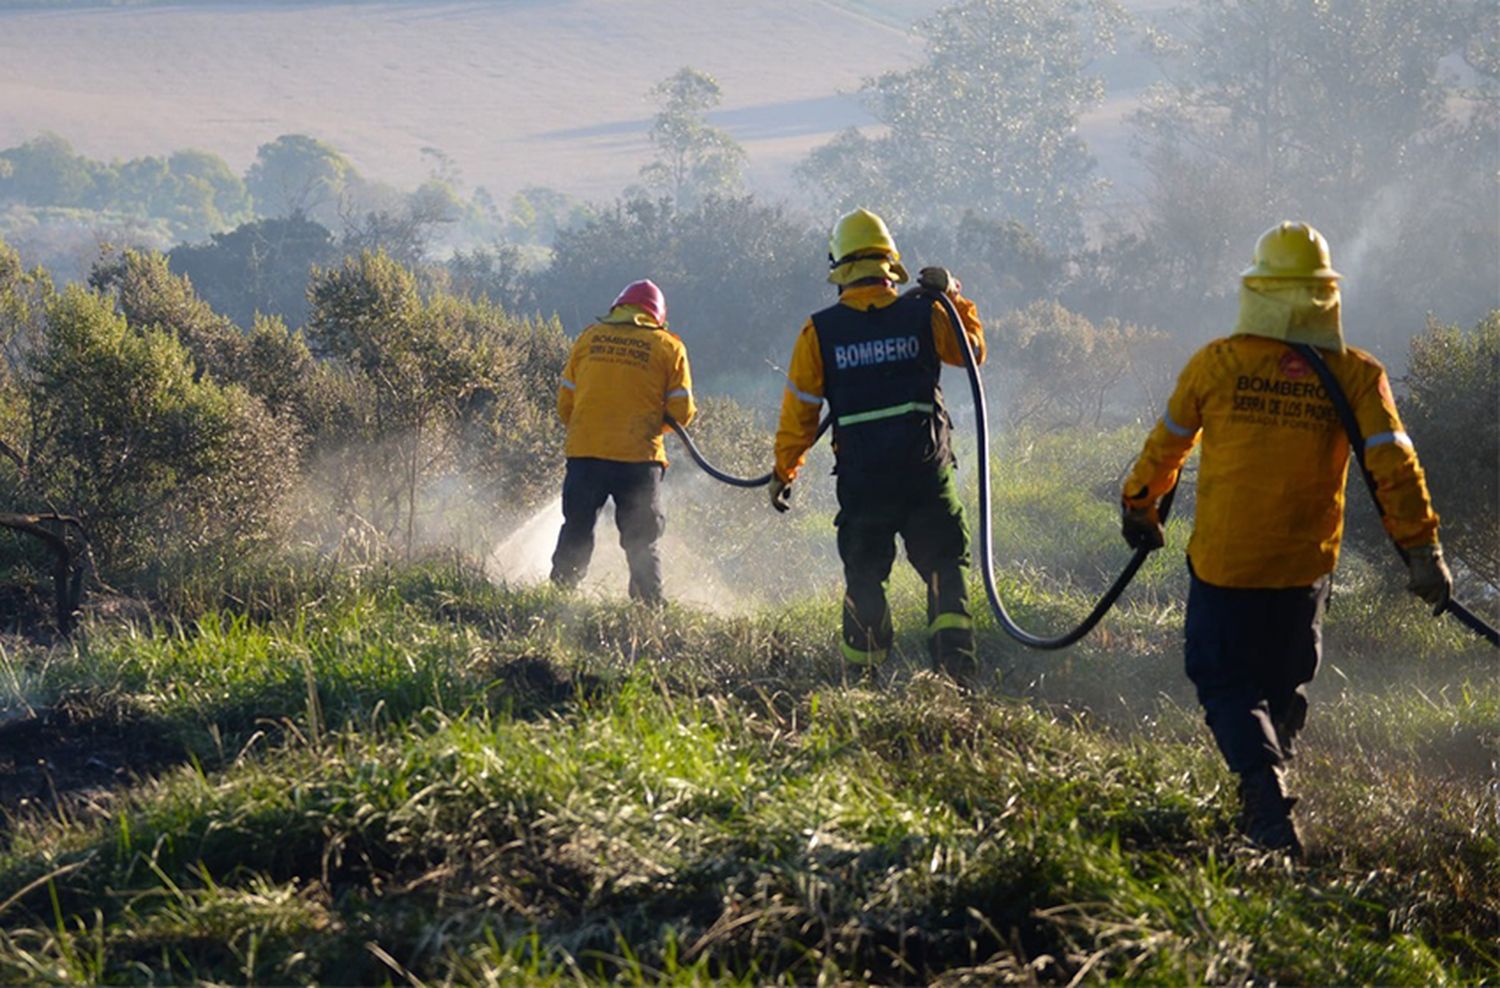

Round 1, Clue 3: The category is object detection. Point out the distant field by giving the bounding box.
[0,0,945,203]
[0,0,1168,207]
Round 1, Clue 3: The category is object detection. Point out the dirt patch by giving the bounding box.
[0,704,188,837]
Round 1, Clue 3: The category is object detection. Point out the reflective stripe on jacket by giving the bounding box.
[774,284,984,483]
[1124,334,1439,588]
[557,319,695,465]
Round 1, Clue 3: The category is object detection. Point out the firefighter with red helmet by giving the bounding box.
[551,279,695,604]
[1122,222,1448,853]
[770,209,987,684]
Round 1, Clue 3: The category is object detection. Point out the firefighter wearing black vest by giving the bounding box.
[770,208,987,684]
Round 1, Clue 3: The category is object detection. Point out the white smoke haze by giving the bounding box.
[284,419,818,614]
[1339,184,1415,296]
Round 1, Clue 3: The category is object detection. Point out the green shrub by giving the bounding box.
[2,284,298,583]
[1401,311,1499,589]
[984,300,1171,430]
[304,250,568,558]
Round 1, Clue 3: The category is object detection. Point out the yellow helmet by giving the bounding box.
[1241,221,1342,281]
[829,207,900,265]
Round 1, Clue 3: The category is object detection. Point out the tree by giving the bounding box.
[534,195,825,396]
[1117,0,1494,346]
[900,213,1065,316]
[0,133,102,208]
[640,67,746,208]
[168,215,337,330]
[89,248,249,383]
[307,251,485,556]
[340,178,462,267]
[1137,0,1469,217]
[798,0,1118,249]
[166,149,253,233]
[245,134,360,223]
[505,185,590,246]
[794,128,899,219]
[0,138,249,247]
[0,235,52,393]
[447,242,542,313]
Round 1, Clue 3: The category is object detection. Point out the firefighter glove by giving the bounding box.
[918,267,959,294]
[1121,502,1164,551]
[1405,542,1452,609]
[769,475,793,513]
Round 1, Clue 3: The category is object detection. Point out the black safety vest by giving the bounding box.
[813,292,953,476]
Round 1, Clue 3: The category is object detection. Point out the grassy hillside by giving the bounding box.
[0,561,1493,984]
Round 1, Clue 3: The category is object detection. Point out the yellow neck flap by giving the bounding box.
[1233,280,1344,353]
[828,255,910,287]
[599,303,663,329]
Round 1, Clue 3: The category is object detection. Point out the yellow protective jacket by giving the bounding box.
[774,284,985,482]
[1124,334,1439,588]
[557,314,695,465]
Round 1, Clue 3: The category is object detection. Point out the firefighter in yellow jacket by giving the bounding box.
[551,279,695,604]
[1122,222,1449,853]
[770,208,986,683]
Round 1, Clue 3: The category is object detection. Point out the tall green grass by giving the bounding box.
[0,561,1492,984]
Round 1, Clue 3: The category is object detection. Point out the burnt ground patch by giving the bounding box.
[0,703,189,838]
[479,654,611,719]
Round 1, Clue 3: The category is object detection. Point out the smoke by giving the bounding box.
[284,424,774,613]
[1338,183,1413,293]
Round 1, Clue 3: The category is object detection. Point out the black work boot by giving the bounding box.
[1237,765,1303,856]
[930,628,979,691]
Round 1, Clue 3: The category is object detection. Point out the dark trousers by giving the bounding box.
[1184,564,1329,774]
[550,458,665,604]
[835,465,974,671]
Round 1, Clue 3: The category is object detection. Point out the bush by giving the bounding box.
[1401,312,1499,589]
[3,285,298,582]
[983,301,1170,430]
[304,251,568,558]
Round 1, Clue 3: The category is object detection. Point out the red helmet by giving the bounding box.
[610,279,666,325]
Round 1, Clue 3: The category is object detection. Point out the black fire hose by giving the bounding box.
[665,415,831,488]
[921,288,1174,649]
[1290,343,1498,648]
